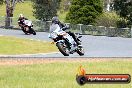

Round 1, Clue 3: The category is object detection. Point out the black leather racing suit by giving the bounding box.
[18,17,28,29]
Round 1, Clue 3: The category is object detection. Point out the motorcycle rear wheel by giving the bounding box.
[76,46,84,56]
[21,28,28,35]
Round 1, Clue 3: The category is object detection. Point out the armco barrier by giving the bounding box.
[0,17,131,38]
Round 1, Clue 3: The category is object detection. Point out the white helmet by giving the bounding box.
[19,14,24,17]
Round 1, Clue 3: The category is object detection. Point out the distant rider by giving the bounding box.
[18,14,28,29]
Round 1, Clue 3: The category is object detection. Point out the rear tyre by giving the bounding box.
[21,28,28,35]
[56,42,69,56]
[77,46,84,56]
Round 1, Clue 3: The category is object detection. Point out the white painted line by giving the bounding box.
[0,35,3,36]
[0,52,60,57]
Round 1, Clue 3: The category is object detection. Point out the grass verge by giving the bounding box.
[0,36,58,55]
[0,58,131,88]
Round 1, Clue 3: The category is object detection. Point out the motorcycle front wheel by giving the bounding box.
[56,42,69,56]
[30,28,36,35]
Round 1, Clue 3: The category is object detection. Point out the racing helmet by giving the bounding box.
[51,16,59,24]
[19,14,24,18]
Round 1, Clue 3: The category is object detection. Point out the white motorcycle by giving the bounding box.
[21,20,36,35]
[49,23,84,56]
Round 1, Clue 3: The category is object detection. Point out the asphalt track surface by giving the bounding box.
[0,28,132,57]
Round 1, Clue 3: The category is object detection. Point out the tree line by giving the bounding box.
[0,0,132,28]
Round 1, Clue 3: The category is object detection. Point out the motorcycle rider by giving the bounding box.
[18,14,28,29]
[51,16,81,45]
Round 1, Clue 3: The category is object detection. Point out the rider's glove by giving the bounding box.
[62,25,70,31]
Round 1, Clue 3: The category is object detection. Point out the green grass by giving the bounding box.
[0,36,58,54]
[0,59,131,88]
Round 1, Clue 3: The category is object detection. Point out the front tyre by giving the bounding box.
[30,28,36,35]
[56,42,69,56]
[31,29,36,35]
[32,30,36,35]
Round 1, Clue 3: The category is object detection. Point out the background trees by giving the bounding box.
[65,0,103,25]
[0,0,4,4]
[96,12,120,27]
[113,0,132,27]
[0,0,23,28]
[32,0,61,21]
[0,0,131,28]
